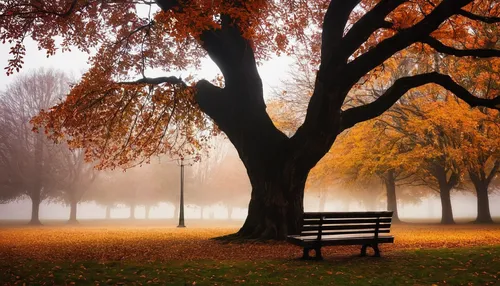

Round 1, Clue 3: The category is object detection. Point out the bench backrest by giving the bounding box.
[301,211,393,240]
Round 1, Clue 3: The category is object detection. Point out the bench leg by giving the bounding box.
[314,246,323,260]
[302,247,311,260]
[361,244,381,257]
[360,244,368,257]
[373,244,380,257]
[302,247,323,260]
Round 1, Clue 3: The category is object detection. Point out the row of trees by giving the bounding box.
[86,145,251,222]
[0,70,251,224]
[0,69,96,224]
[1,68,496,225]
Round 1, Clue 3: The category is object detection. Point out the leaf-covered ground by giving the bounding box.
[1,224,499,262]
[0,224,500,262]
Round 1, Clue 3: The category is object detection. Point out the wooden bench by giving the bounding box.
[286,211,394,260]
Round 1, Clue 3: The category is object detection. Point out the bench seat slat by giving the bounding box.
[302,223,391,232]
[301,229,391,236]
[303,211,393,219]
[287,235,394,247]
[303,218,392,224]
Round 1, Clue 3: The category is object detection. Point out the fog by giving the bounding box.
[2,192,499,223]
[1,133,499,224]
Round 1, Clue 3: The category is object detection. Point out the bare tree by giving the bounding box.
[0,69,70,224]
[51,148,98,224]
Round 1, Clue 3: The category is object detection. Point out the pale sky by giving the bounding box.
[0,2,294,95]
[0,38,294,100]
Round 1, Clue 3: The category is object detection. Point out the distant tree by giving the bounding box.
[0,69,69,224]
[384,97,481,224]
[84,172,119,219]
[328,119,420,222]
[149,157,182,219]
[53,149,98,224]
[187,137,230,217]
[203,144,251,219]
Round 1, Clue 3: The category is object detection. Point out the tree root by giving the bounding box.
[212,225,287,243]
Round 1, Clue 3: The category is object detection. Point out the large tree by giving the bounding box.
[3,0,500,239]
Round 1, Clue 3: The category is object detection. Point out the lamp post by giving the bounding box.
[177,158,186,228]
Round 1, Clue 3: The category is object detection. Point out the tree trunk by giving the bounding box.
[195,25,339,240]
[200,206,204,219]
[227,206,233,220]
[145,205,151,220]
[469,171,494,224]
[439,187,454,224]
[236,163,308,240]
[68,199,78,224]
[105,205,111,219]
[129,204,135,220]
[475,184,493,223]
[431,164,457,224]
[383,170,400,223]
[29,131,43,226]
[29,194,42,225]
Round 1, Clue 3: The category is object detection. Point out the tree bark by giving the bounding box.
[432,165,457,224]
[469,170,494,224]
[439,187,454,224]
[383,170,400,223]
[236,162,308,240]
[29,194,42,225]
[105,205,111,219]
[68,199,78,224]
[474,184,493,223]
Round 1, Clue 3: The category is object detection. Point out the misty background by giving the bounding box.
[2,136,499,223]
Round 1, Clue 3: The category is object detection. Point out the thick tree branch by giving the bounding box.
[154,0,179,12]
[458,9,500,24]
[194,79,228,125]
[339,72,500,132]
[486,160,500,185]
[345,0,474,88]
[117,76,186,86]
[422,37,500,58]
[340,0,406,59]
[321,0,361,63]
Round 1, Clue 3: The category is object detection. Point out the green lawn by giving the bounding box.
[2,246,499,285]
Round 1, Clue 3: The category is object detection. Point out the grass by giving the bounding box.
[0,224,499,285]
[1,246,499,285]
